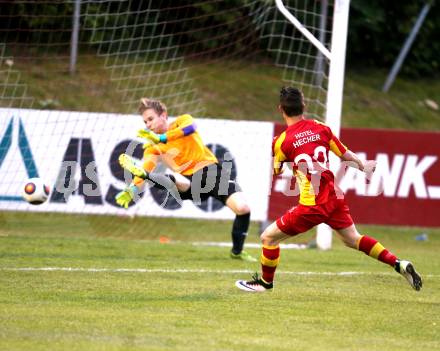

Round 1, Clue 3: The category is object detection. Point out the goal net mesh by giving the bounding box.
[0,0,334,238]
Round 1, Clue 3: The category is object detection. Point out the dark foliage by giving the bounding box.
[0,0,437,77]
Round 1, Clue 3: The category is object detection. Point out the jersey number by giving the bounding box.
[294,146,328,174]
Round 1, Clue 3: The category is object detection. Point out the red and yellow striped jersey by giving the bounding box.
[142,114,217,176]
[272,118,348,206]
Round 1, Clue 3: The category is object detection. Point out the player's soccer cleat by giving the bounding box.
[230,250,257,262]
[395,260,422,291]
[119,154,147,179]
[235,273,273,292]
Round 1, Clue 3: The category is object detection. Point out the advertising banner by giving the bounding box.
[0,108,274,221]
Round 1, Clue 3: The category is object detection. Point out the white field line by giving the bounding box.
[131,240,307,249]
[0,267,438,278]
[192,242,307,249]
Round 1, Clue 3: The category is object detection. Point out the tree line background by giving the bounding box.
[0,0,438,78]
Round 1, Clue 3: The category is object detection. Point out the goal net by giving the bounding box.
[0,0,344,242]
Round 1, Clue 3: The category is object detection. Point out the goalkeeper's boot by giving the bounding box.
[119,154,147,179]
[395,260,422,291]
[235,273,273,292]
[230,250,257,262]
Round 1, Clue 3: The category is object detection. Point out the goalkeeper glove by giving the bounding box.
[115,185,138,209]
[137,129,167,146]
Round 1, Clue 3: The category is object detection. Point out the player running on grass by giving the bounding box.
[115,98,256,262]
[235,86,422,292]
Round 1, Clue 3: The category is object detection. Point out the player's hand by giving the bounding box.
[137,129,167,144]
[363,160,377,175]
[115,185,138,209]
[142,142,155,150]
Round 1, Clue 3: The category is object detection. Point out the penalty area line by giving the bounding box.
[1,267,437,277]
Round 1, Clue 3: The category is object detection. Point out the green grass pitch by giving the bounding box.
[0,212,439,351]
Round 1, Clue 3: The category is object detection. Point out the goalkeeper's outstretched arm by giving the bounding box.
[163,114,196,142]
[138,114,196,145]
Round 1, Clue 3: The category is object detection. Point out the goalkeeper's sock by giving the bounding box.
[231,212,250,255]
[261,245,280,284]
[148,173,176,189]
[147,174,182,201]
[356,235,397,267]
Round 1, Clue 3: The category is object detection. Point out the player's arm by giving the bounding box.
[163,114,196,142]
[272,133,287,175]
[327,126,376,174]
[273,154,286,175]
[341,150,377,173]
[137,114,196,145]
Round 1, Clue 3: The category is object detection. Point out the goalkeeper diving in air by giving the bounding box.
[115,98,257,262]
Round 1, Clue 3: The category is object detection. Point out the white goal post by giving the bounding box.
[275,0,351,250]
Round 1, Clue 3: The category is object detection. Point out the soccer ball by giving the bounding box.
[22,177,50,205]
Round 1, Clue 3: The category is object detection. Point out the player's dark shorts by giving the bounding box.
[276,196,354,236]
[179,163,242,205]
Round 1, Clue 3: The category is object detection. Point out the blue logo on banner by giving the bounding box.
[0,117,39,202]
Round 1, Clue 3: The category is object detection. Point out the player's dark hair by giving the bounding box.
[138,98,167,115]
[279,86,304,117]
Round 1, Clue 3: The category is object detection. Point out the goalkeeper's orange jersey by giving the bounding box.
[141,114,217,176]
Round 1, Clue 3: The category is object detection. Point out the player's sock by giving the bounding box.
[356,235,397,267]
[147,174,182,201]
[231,212,250,255]
[148,173,176,189]
[261,245,280,283]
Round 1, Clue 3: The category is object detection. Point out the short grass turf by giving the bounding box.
[0,212,439,351]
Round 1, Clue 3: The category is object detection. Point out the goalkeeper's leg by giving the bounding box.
[119,153,147,178]
[118,153,188,199]
[225,192,256,262]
